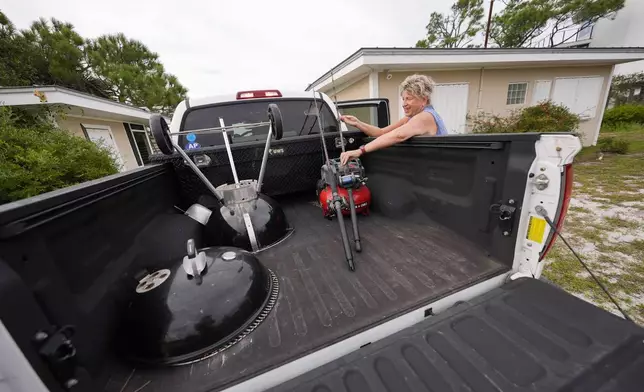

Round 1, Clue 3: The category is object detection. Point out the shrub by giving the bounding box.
[0,107,119,204]
[470,101,580,135]
[597,137,630,154]
[468,112,517,133]
[602,104,644,127]
[514,101,580,133]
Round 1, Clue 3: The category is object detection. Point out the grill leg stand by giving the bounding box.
[218,117,240,186]
[256,124,273,194]
[347,188,362,253]
[333,197,355,271]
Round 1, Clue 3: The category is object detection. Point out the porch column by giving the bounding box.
[368,71,379,98]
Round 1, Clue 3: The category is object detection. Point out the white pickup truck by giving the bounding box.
[0,89,642,392]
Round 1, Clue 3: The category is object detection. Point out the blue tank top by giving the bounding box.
[407,105,448,136]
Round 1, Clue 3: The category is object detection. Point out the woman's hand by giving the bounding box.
[339,115,360,127]
[340,149,362,165]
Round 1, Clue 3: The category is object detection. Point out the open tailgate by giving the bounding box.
[269,278,644,392]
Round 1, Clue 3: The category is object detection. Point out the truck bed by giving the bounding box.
[270,278,644,392]
[102,193,508,392]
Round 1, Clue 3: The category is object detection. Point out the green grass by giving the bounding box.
[544,240,644,320]
[598,240,644,260]
[601,122,644,133]
[576,124,644,162]
[603,216,640,230]
[569,226,604,244]
[573,155,644,203]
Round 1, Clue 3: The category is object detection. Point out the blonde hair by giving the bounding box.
[400,74,435,103]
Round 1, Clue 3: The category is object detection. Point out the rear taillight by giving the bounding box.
[540,164,574,260]
[236,90,282,99]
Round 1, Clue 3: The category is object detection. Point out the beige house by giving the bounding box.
[306,47,644,145]
[0,86,161,171]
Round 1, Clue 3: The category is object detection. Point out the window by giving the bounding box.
[506,83,528,105]
[82,124,125,169]
[338,106,378,132]
[126,123,154,165]
[181,99,339,148]
[298,101,339,135]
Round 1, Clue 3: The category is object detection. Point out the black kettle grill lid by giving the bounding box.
[118,246,278,366]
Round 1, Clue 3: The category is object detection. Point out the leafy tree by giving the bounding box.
[415,0,485,48]
[0,12,187,114]
[0,11,44,87]
[609,72,644,106]
[85,33,187,113]
[489,0,555,48]
[489,0,625,48]
[20,17,113,98]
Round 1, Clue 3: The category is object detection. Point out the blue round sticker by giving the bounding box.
[186,133,197,143]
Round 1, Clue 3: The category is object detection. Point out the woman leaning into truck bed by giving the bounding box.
[339,74,448,165]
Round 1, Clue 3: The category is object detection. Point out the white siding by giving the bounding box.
[531,80,552,105]
[432,84,469,134]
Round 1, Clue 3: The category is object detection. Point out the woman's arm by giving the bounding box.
[339,112,437,165]
[363,112,437,153]
[350,116,408,137]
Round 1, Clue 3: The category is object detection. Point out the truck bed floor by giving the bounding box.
[103,194,508,392]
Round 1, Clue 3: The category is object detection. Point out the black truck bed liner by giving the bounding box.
[103,194,507,392]
[270,278,644,392]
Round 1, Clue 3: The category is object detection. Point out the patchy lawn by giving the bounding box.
[542,126,644,325]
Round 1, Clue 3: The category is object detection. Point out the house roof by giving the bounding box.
[0,85,155,122]
[306,47,644,92]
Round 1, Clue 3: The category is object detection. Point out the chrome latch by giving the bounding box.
[534,173,549,190]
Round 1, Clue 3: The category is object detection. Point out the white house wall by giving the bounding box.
[57,116,140,171]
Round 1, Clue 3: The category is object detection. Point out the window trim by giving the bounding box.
[506,82,529,106]
[81,123,125,169]
[123,123,142,167]
[127,122,154,166]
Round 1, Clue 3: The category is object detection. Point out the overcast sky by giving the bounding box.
[3,0,496,98]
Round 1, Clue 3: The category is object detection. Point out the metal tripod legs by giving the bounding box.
[347,188,362,253]
[322,165,363,272]
[332,195,355,271]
